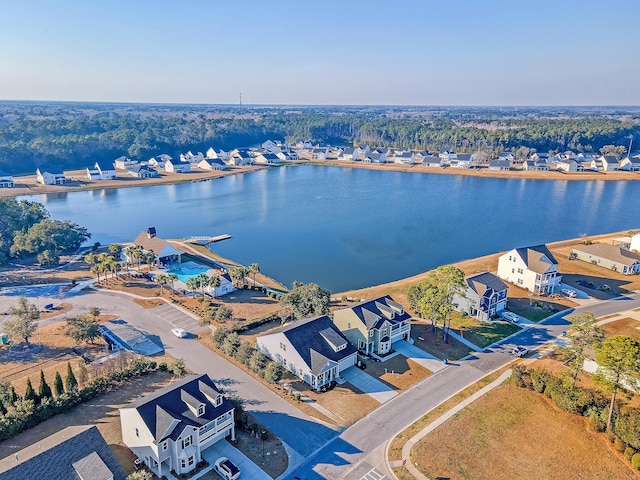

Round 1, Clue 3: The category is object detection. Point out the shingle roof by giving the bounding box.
[0,425,126,480]
[132,230,181,260]
[466,272,508,297]
[513,245,558,274]
[344,295,410,330]
[124,374,232,443]
[572,243,640,267]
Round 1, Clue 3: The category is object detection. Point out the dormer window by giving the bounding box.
[215,395,223,407]
[197,404,205,416]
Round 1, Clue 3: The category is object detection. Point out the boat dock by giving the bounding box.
[183,234,232,245]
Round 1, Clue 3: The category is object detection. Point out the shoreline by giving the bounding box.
[2,159,639,199]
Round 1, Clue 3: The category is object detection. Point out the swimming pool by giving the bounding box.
[167,261,212,284]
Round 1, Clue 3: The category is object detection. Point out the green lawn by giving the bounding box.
[449,312,521,348]
[507,298,557,322]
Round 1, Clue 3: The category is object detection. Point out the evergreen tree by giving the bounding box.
[0,401,6,416]
[8,385,18,405]
[65,362,78,392]
[38,370,53,400]
[53,371,64,397]
[24,378,38,404]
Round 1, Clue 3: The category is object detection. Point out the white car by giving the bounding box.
[171,328,188,338]
[501,311,519,323]
[214,457,240,480]
[511,346,529,357]
[561,288,577,298]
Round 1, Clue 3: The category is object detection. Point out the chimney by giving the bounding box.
[147,227,157,239]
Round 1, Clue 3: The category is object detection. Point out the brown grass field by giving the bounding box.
[410,383,636,480]
[601,317,640,342]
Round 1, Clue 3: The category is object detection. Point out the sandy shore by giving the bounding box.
[2,159,638,199]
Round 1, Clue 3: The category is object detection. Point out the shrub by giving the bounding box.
[632,453,640,470]
[264,362,284,384]
[625,447,636,461]
[221,332,240,356]
[168,359,188,377]
[614,408,640,450]
[530,368,550,394]
[614,438,626,453]
[510,364,529,389]
[158,362,168,372]
[235,341,255,365]
[587,408,607,433]
[211,328,227,348]
[248,350,267,373]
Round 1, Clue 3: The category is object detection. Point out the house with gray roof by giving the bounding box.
[165,158,192,173]
[0,425,126,480]
[454,272,508,321]
[422,155,444,167]
[120,374,235,478]
[363,152,386,163]
[619,153,640,171]
[556,158,583,172]
[451,153,473,168]
[127,164,158,178]
[198,158,227,170]
[489,159,511,171]
[332,295,411,356]
[571,243,640,275]
[497,244,561,294]
[36,168,67,185]
[256,315,357,389]
[339,146,356,161]
[0,170,14,188]
[131,227,182,264]
[393,151,415,164]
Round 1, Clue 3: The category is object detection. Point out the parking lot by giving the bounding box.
[150,303,201,334]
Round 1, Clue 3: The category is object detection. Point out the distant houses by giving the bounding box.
[36,168,67,185]
[113,155,137,170]
[571,243,640,275]
[198,158,227,170]
[127,164,158,178]
[86,161,117,180]
[165,158,192,173]
[0,170,15,187]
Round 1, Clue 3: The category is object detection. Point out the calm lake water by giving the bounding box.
[20,166,640,292]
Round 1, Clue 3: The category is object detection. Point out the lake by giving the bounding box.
[20,166,640,292]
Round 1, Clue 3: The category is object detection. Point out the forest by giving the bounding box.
[0,102,638,174]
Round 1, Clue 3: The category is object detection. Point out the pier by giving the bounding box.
[183,234,232,245]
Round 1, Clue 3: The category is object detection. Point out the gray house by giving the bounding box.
[571,243,640,275]
[454,272,508,321]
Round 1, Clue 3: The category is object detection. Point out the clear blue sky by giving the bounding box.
[1,0,638,105]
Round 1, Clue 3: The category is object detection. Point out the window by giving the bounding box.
[182,435,192,449]
[369,330,374,338]
[511,268,514,273]
[162,441,168,451]
[188,456,195,466]
[135,428,139,437]
[517,268,523,274]
[181,458,187,469]
[347,322,351,329]
[215,395,223,407]
[279,342,286,351]
[517,279,523,285]
[197,404,205,416]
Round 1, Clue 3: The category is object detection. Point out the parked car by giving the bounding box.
[561,288,577,298]
[214,457,240,480]
[510,346,529,357]
[171,328,188,338]
[502,311,520,323]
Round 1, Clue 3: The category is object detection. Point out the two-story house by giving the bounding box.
[165,158,192,173]
[36,168,67,185]
[120,374,235,478]
[497,244,561,294]
[0,170,14,188]
[454,272,508,321]
[332,295,411,356]
[256,315,357,389]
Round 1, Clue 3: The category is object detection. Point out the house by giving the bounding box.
[571,243,640,275]
[556,158,581,172]
[36,168,67,185]
[0,425,126,480]
[0,170,14,187]
[353,145,370,160]
[498,152,515,163]
[422,155,444,167]
[205,148,228,161]
[311,148,328,160]
[523,160,536,171]
[179,151,204,164]
[131,227,183,264]
[454,272,508,321]
[619,153,640,171]
[332,295,411,356]
[489,159,511,171]
[372,147,392,156]
[255,153,281,164]
[261,139,284,154]
[120,374,235,478]
[439,149,457,164]
[599,155,619,171]
[452,153,473,168]
[362,152,386,163]
[113,155,137,170]
[591,157,604,171]
[165,158,192,173]
[393,151,415,164]
[339,147,356,161]
[256,315,357,389]
[86,165,101,180]
[497,244,562,294]
[127,164,158,178]
[227,149,253,166]
[149,154,172,168]
[276,151,293,161]
[534,158,550,171]
[198,158,227,170]
[95,161,117,179]
[296,140,313,150]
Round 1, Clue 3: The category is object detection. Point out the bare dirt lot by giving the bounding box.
[363,355,432,390]
[410,383,636,480]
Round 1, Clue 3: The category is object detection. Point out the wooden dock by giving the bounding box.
[183,234,231,245]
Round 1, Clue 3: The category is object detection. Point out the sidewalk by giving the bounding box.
[445,329,482,351]
[396,369,512,480]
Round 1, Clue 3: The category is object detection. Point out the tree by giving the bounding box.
[195,272,210,300]
[215,305,233,323]
[221,332,241,356]
[8,385,18,405]
[594,335,640,431]
[249,350,267,372]
[89,306,101,318]
[599,144,627,159]
[209,275,221,299]
[38,370,52,401]
[144,250,157,271]
[155,273,169,295]
[236,341,254,365]
[413,265,466,342]
[10,218,90,264]
[66,313,101,344]
[53,371,64,397]
[127,471,153,480]
[167,272,178,299]
[229,266,246,288]
[557,312,604,387]
[5,297,39,346]
[0,379,11,406]
[280,282,330,320]
[186,277,198,297]
[65,361,78,392]
[108,243,122,258]
[264,362,284,383]
[168,358,188,377]
[24,378,38,405]
[249,263,260,286]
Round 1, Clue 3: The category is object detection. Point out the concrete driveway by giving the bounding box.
[393,340,446,372]
[200,440,271,480]
[341,368,397,403]
[150,303,201,333]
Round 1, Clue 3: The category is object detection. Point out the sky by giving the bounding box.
[1,0,639,106]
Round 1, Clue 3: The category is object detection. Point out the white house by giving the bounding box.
[120,374,235,478]
[36,168,67,185]
[599,155,619,171]
[113,156,137,170]
[276,151,293,161]
[498,152,515,163]
[127,164,158,178]
[394,151,415,164]
[311,148,328,160]
[296,140,313,150]
[571,243,640,275]
[362,152,386,163]
[0,170,14,188]
[439,149,457,164]
[86,165,101,180]
[149,154,172,168]
[339,147,356,161]
[556,158,582,172]
[131,227,183,265]
[630,233,640,253]
[591,157,604,171]
[497,244,561,294]
[197,158,226,170]
[227,149,253,166]
[619,154,640,171]
[354,145,370,160]
[165,158,191,173]
[255,153,281,164]
[454,272,509,321]
[452,153,473,168]
[256,315,357,389]
[489,159,511,171]
[422,155,444,167]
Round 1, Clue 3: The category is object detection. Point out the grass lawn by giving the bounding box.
[410,384,635,480]
[449,313,521,348]
[507,297,563,322]
[601,317,640,342]
[411,321,473,359]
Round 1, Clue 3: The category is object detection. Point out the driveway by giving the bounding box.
[341,368,397,403]
[199,440,271,480]
[393,340,446,372]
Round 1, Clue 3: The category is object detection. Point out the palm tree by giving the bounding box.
[155,273,169,295]
[249,263,260,287]
[228,267,242,288]
[84,253,96,266]
[145,250,157,271]
[167,273,178,299]
[186,277,198,297]
[195,272,210,300]
[209,275,221,299]
[124,260,133,277]
[125,246,138,269]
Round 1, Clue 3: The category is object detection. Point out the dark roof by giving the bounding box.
[123,374,232,443]
[0,170,11,177]
[346,295,410,330]
[466,272,508,297]
[95,162,114,171]
[457,153,473,161]
[274,315,356,375]
[513,244,558,274]
[127,164,152,173]
[489,159,510,167]
[422,155,441,164]
[0,425,126,480]
[342,147,355,155]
